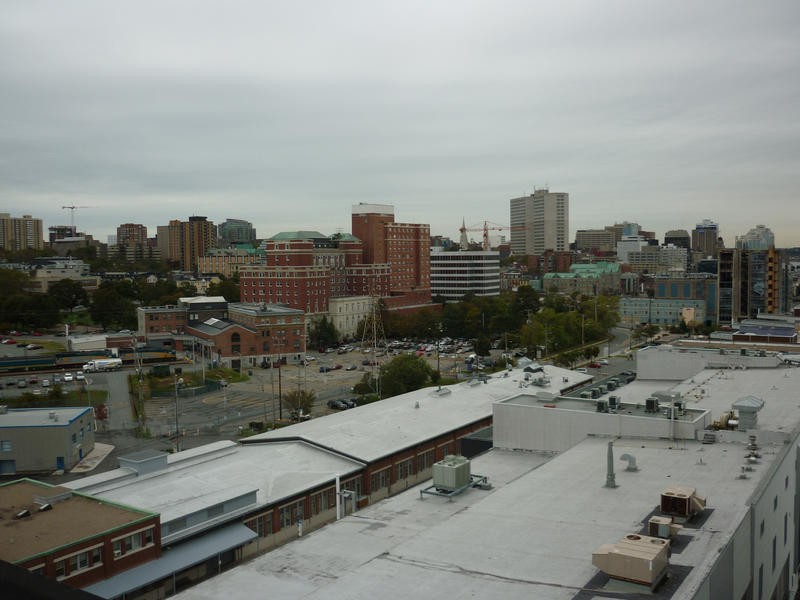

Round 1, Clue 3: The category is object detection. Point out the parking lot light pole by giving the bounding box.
[174,376,184,452]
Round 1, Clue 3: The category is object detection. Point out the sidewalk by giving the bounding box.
[70,442,114,473]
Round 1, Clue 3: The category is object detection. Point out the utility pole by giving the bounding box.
[174,376,183,452]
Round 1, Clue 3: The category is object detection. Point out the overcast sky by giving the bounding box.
[2,1,799,247]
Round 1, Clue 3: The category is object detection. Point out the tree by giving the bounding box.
[48,279,88,309]
[283,389,316,416]
[475,334,491,357]
[378,354,436,399]
[90,287,136,330]
[309,316,339,350]
[0,293,61,329]
[207,275,240,302]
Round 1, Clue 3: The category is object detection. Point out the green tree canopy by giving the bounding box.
[47,278,88,309]
[379,354,436,398]
[309,316,339,350]
[283,389,316,416]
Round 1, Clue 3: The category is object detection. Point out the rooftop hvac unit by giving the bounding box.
[648,515,683,539]
[608,396,619,410]
[592,533,670,587]
[432,455,471,492]
[660,486,706,520]
[645,398,659,413]
[596,399,608,413]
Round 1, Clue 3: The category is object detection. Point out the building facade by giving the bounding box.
[541,261,620,296]
[692,219,721,258]
[652,273,718,325]
[430,249,500,302]
[198,247,264,278]
[328,295,372,339]
[351,204,431,304]
[0,213,44,251]
[163,216,217,270]
[735,224,775,250]
[0,479,160,590]
[0,407,95,473]
[625,245,688,274]
[619,297,706,326]
[116,223,147,246]
[574,229,616,253]
[509,189,569,255]
[718,248,790,325]
[218,219,256,246]
[239,232,391,315]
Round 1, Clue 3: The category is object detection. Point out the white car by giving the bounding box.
[42,379,50,387]
[76,371,85,380]
[63,373,74,382]
[575,367,588,374]
[598,359,609,366]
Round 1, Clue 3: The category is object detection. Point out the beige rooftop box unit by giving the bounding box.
[660,485,706,520]
[432,455,471,492]
[592,533,670,587]
[648,515,683,539]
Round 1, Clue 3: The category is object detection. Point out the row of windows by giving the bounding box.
[54,546,103,579]
[112,528,154,558]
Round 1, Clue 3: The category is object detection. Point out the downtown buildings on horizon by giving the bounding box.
[1,191,798,333]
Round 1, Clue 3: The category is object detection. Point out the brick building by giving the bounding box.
[239,232,390,315]
[351,204,431,308]
[160,216,216,270]
[116,223,147,246]
[0,479,160,589]
[186,303,306,370]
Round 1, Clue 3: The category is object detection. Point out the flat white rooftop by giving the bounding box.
[178,436,773,600]
[245,366,591,462]
[66,440,363,524]
[0,407,92,428]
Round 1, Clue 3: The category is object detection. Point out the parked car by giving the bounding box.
[588,362,602,368]
[598,359,609,365]
[575,367,588,374]
[26,344,43,350]
[31,332,43,336]
[53,374,62,383]
[28,376,38,384]
[42,379,50,387]
[63,373,74,382]
[16,379,26,388]
[319,366,331,373]
[75,371,85,381]
[33,388,42,395]
[340,398,357,408]
[1,338,15,344]
[332,364,343,370]
[345,365,357,371]
[327,399,347,410]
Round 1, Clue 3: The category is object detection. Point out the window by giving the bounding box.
[92,547,102,565]
[772,537,776,571]
[760,520,765,537]
[784,513,788,545]
[0,440,11,452]
[774,495,778,511]
[370,468,390,492]
[71,433,76,445]
[55,559,66,578]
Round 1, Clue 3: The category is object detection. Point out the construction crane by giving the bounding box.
[459,220,525,251]
[61,205,96,231]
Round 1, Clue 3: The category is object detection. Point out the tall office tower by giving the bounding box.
[218,219,256,246]
[735,225,775,250]
[165,216,217,270]
[117,223,148,246]
[351,204,430,301]
[664,230,691,249]
[717,248,789,324]
[692,219,721,258]
[0,213,44,251]
[509,188,569,255]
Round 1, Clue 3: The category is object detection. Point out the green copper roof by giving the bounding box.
[269,231,328,241]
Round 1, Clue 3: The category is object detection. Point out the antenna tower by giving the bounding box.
[360,285,387,399]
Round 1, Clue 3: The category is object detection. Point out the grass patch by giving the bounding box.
[18,339,66,352]
[205,367,249,384]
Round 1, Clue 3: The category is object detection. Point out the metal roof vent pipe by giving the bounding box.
[620,453,640,472]
[604,441,618,488]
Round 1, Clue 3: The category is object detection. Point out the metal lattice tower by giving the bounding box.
[360,292,387,399]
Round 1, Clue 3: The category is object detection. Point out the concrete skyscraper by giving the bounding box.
[509,188,569,255]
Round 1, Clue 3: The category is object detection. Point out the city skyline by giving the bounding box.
[1,1,799,245]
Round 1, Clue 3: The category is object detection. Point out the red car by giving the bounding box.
[332,364,343,370]
[588,362,602,368]
[31,332,43,336]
